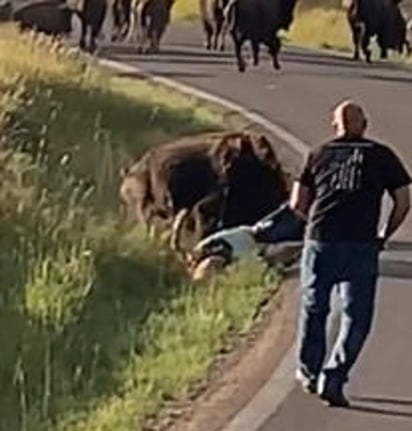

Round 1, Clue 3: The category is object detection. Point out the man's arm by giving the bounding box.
[380,147,412,244]
[289,151,315,220]
[289,180,312,220]
[380,185,411,242]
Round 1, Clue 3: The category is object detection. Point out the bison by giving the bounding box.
[11,0,107,52]
[345,0,410,62]
[200,0,230,51]
[224,0,298,72]
[119,132,289,252]
[0,0,12,22]
[77,0,107,52]
[126,0,175,53]
[12,0,75,37]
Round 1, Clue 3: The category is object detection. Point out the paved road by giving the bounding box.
[103,23,412,431]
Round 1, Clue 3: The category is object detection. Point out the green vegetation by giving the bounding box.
[0,25,278,431]
[172,0,201,21]
[288,6,352,52]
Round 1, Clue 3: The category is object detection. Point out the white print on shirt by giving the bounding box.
[329,147,365,192]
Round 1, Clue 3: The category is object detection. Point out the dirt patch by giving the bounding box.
[146,275,299,431]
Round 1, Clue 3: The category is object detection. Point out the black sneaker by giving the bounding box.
[318,386,350,408]
[295,369,317,394]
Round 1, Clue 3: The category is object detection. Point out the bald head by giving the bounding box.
[332,100,368,138]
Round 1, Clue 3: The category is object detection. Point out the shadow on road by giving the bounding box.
[386,241,412,251]
[349,404,412,419]
[154,71,216,79]
[101,44,232,60]
[282,50,411,74]
[379,259,412,279]
[107,53,230,66]
[352,396,412,406]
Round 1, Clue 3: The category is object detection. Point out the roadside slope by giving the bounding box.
[0,25,279,431]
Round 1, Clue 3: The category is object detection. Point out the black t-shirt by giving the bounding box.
[298,137,411,242]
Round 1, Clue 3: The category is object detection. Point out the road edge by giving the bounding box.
[96,56,310,431]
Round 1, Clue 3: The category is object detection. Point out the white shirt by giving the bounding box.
[194,225,257,259]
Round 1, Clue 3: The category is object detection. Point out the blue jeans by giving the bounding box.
[297,240,380,390]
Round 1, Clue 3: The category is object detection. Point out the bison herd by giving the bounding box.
[1,0,411,69]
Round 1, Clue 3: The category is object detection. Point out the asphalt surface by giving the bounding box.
[102,23,412,431]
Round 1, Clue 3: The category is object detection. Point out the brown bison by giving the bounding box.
[77,0,108,52]
[12,0,75,36]
[345,0,410,62]
[119,132,289,251]
[224,0,298,72]
[11,0,107,52]
[126,0,175,52]
[200,0,230,51]
[0,1,12,22]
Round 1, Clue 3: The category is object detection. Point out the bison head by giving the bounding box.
[210,132,283,181]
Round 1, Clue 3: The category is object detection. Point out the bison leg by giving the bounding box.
[267,36,281,70]
[212,30,219,51]
[89,29,98,53]
[219,25,228,51]
[213,12,225,51]
[251,38,260,66]
[232,31,246,72]
[79,17,87,50]
[350,25,361,60]
[377,37,388,60]
[360,32,372,63]
[202,19,213,50]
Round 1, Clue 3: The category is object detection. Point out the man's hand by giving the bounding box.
[289,180,312,220]
[380,185,411,245]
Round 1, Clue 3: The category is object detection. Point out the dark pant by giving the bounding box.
[297,240,380,391]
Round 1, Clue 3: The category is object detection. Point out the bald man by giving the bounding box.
[291,100,411,407]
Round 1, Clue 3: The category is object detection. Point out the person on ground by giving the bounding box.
[187,202,305,281]
[290,99,411,407]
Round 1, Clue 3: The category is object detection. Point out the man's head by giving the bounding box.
[332,99,368,139]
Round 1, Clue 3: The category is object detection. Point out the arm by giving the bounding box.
[289,180,312,220]
[288,151,315,220]
[379,148,412,244]
[380,185,410,242]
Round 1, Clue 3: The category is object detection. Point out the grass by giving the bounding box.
[288,7,352,52]
[172,0,201,21]
[0,24,279,431]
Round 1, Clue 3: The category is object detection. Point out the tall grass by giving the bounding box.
[288,7,352,52]
[0,25,277,431]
